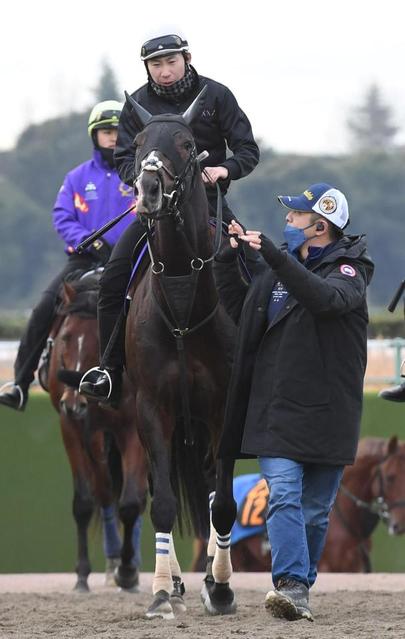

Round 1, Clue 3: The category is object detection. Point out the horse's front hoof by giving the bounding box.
[203,582,237,616]
[171,577,186,614]
[73,577,90,593]
[145,590,175,619]
[114,565,140,592]
[200,575,214,603]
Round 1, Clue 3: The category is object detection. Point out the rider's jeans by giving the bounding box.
[258,456,344,588]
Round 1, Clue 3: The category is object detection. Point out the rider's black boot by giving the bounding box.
[79,367,122,407]
[0,383,28,411]
[379,382,405,402]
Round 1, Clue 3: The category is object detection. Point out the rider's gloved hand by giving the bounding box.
[87,237,112,265]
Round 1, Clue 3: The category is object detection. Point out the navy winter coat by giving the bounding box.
[214,235,374,465]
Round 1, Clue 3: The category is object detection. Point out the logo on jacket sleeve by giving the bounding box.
[340,264,356,277]
[74,192,89,213]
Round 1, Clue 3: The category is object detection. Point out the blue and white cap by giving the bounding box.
[278,183,349,229]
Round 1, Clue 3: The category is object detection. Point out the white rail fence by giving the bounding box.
[0,338,404,388]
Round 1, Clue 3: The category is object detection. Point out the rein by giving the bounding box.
[136,152,223,446]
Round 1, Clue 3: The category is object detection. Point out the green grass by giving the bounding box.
[0,392,404,573]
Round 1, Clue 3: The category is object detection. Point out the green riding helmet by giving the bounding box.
[87,100,123,137]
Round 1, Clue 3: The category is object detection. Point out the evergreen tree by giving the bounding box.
[94,60,121,102]
[347,84,399,152]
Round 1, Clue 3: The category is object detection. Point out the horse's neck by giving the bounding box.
[155,195,212,275]
[344,454,381,500]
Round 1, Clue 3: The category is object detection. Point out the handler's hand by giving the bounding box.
[239,230,262,251]
[227,220,243,249]
[202,166,229,184]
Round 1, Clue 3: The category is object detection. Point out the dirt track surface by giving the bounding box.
[1,573,405,638]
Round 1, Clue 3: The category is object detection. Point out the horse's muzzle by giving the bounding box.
[136,172,163,215]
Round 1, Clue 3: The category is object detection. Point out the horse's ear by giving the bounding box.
[182,85,208,126]
[386,435,399,456]
[62,281,76,305]
[124,90,152,128]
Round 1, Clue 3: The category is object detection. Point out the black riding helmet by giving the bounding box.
[140,34,189,61]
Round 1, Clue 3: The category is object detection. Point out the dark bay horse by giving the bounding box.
[124,87,237,618]
[191,437,405,574]
[48,273,149,591]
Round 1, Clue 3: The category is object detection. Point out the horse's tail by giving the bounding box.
[171,418,212,539]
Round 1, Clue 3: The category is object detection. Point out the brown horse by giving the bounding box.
[192,436,405,574]
[48,272,148,591]
[124,89,237,618]
[319,436,405,572]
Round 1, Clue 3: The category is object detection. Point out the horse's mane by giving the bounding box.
[59,274,100,318]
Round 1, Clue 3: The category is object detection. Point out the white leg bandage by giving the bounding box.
[169,534,181,580]
[153,532,172,595]
[207,491,217,558]
[213,532,232,583]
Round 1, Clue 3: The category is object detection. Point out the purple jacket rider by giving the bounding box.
[53,149,137,254]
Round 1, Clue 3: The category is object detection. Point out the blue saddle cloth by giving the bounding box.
[231,473,268,544]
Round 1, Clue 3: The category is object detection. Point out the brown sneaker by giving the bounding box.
[265,578,314,621]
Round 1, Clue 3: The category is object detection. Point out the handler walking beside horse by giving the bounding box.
[0,100,136,411]
[214,183,374,621]
[81,32,259,404]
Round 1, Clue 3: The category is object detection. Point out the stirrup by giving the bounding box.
[0,382,25,410]
[79,366,113,399]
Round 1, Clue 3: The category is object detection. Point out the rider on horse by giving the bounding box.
[0,101,136,411]
[79,32,260,405]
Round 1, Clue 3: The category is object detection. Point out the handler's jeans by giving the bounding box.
[258,457,344,588]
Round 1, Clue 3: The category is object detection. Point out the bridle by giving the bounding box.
[335,454,405,570]
[135,144,197,224]
[340,455,405,522]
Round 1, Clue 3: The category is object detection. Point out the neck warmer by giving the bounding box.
[98,146,115,169]
[149,64,198,102]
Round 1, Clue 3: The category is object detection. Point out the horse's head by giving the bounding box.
[125,86,207,218]
[371,436,405,535]
[56,279,99,420]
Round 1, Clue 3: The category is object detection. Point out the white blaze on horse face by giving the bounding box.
[136,152,163,213]
[75,334,84,372]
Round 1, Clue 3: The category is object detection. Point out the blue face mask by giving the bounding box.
[283,222,317,254]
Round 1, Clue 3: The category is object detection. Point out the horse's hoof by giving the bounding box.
[200,575,214,603]
[203,582,237,616]
[73,579,90,593]
[171,594,187,614]
[171,577,186,613]
[105,558,120,587]
[145,590,175,620]
[114,565,140,592]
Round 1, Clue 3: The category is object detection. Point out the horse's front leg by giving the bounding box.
[138,396,178,619]
[113,426,147,592]
[203,457,237,615]
[60,417,94,592]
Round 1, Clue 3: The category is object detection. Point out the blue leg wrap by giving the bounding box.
[131,516,143,568]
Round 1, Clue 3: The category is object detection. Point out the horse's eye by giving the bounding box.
[184,141,193,151]
[61,333,70,343]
